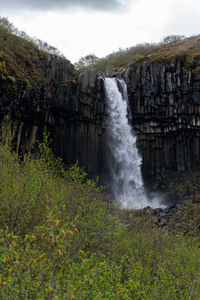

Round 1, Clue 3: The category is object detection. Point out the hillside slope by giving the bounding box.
[76,35,200,72]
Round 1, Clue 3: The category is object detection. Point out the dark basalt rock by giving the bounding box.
[49,70,107,179]
[124,59,200,177]
[99,58,200,182]
[153,204,184,226]
[2,54,200,187]
[0,63,108,181]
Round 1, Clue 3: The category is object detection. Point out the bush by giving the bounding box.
[0,217,76,299]
[161,35,185,44]
[0,137,200,299]
[0,142,61,235]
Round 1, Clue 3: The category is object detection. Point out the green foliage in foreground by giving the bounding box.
[0,141,200,299]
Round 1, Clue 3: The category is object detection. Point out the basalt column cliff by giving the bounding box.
[48,70,106,178]
[0,55,107,178]
[51,57,200,179]
[125,58,200,176]
[2,45,200,179]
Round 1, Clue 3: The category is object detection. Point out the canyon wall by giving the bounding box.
[0,55,77,154]
[0,56,107,178]
[125,58,200,176]
[48,70,106,178]
[2,53,200,180]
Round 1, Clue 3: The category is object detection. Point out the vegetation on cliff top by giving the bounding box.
[75,35,200,72]
[0,134,200,299]
[2,17,200,80]
[0,17,65,86]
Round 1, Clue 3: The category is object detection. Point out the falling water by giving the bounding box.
[104,77,162,209]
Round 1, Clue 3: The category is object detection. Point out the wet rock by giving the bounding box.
[143,206,153,215]
[158,218,168,226]
[153,204,181,226]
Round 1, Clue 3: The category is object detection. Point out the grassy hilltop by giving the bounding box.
[75,35,200,72]
[0,17,65,87]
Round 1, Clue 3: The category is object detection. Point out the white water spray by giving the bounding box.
[104,77,163,209]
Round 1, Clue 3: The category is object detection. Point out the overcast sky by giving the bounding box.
[1,0,200,63]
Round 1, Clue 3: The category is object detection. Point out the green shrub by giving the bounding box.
[0,217,76,299]
[0,138,65,235]
[0,136,200,299]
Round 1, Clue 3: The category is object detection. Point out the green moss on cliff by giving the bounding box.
[0,60,16,97]
[192,66,200,73]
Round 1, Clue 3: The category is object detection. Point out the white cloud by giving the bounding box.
[164,0,200,37]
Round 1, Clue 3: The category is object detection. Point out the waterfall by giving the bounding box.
[104,77,162,209]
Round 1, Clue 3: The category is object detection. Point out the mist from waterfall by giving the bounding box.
[104,77,163,209]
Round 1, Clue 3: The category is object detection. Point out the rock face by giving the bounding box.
[0,55,77,154]
[0,60,107,178]
[2,53,200,182]
[48,70,106,178]
[125,59,200,176]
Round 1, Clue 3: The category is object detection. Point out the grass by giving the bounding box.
[75,35,200,72]
[0,17,66,87]
[0,23,44,86]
